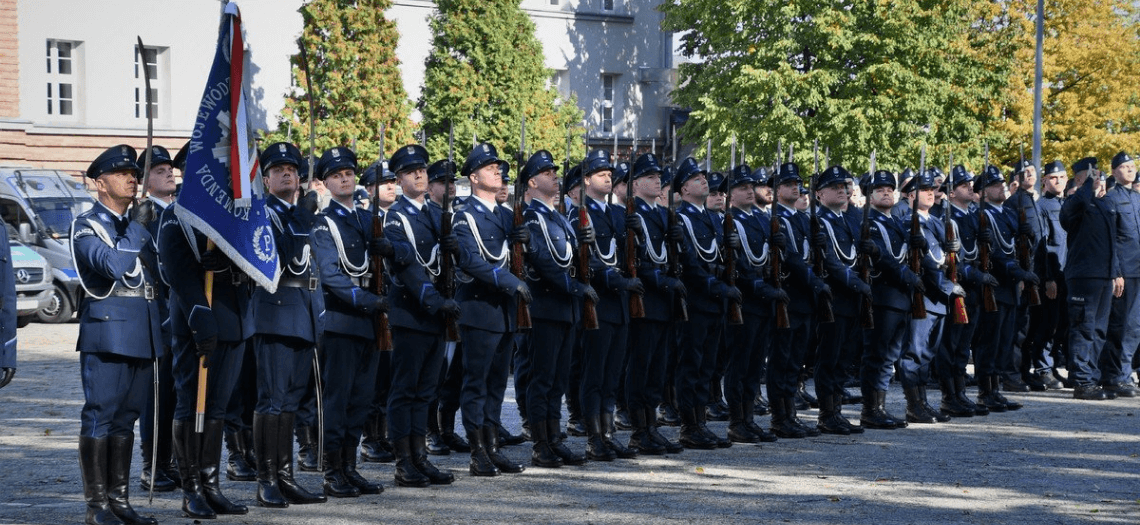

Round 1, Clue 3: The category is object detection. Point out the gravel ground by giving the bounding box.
[1,322,1138,524]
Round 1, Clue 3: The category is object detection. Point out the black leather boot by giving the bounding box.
[172,420,215,519]
[816,393,851,435]
[860,390,905,429]
[770,396,807,438]
[425,410,451,456]
[241,427,256,472]
[393,436,431,486]
[107,434,157,525]
[359,413,392,462]
[645,408,684,453]
[990,375,1023,411]
[295,425,320,472]
[753,392,770,416]
[627,408,666,455]
[585,415,614,461]
[679,408,718,449]
[614,403,634,431]
[832,394,863,434]
[276,413,326,504]
[727,402,760,443]
[224,426,256,481]
[939,376,974,417]
[657,385,681,427]
[322,447,360,497]
[698,408,732,448]
[601,413,637,459]
[201,420,248,514]
[920,386,951,422]
[545,419,586,465]
[566,401,587,437]
[497,423,526,447]
[706,379,729,422]
[529,421,563,468]
[955,375,986,416]
[342,445,382,494]
[138,434,175,493]
[741,398,778,442]
[795,380,819,409]
[785,398,821,437]
[438,408,470,453]
[411,435,455,484]
[976,375,1009,413]
[252,413,288,508]
[484,425,525,473]
[467,429,500,477]
[79,436,124,525]
[905,386,937,424]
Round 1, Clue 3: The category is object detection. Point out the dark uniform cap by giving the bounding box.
[87,144,141,179]
[773,162,801,187]
[707,172,726,194]
[974,164,1005,193]
[172,140,190,172]
[520,150,559,185]
[564,163,583,192]
[730,164,753,189]
[378,166,396,183]
[751,166,771,186]
[359,163,379,187]
[315,147,358,181]
[499,160,511,182]
[949,165,974,188]
[799,183,809,195]
[137,145,173,169]
[1106,176,1117,190]
[672,157,707,192]
[904,169,937,191]
[353,188,370,204]
[631,153,664,180]
[389,144,430,175]
[1011,159,1033,180]
[1042,160,1066,176]
[582,149,614,177]
[428,159,458,183]
[817,165,851,189]
[660,166,673,189]
[1071,157,1097,173]
[1112,151,1134,170]
[461,142,501,177]
[259,142,303,175]
[864,170,896,192]
[612,161,631,185]
[897,168,915,191]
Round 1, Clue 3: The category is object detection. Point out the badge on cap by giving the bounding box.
[406,146,414,155]
[121,146,129,157]
[832,167,839,174]
[482,144,490,153]
[331,149,340,158]
[279,144,287,153]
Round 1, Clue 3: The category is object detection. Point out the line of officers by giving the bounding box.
[70,137,1140,525]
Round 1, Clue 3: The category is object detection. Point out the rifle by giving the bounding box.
[667,126,689,321]
[560,126,571,214]
[371,123,393,351]
[1017,145,1042,306]
[859,150,876,329]
[910,145,928,319]
[945,152,968,324]
[511,117,533,330]
[770,140,789,329]
[724,134,743,324]
[298,38,317,191]
[626,134,646,319]
[979,144,998,312]
[811,139,835,323]
[578,144,599,331]
[441,124,461,341]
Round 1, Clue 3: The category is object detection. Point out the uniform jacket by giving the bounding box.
[582,197,631,324]
[632,197,679,322]
[524,198,586,323]
[979,202,1023,306]
[1061,178,1120,280]
[70,201,163,359]
[1103,184,1140,279]
[948,203,987,291]
[865,208,919,313]
[385,195,452,333]
[1036,193,1066,282]
[251,194,322,343]
[311,199,386,339]
[731,206,778,318]
[775,203,828,315]
[676,200,729,315]
[146,197,173,348]
[818,207,870,318]
[452,194,522,333]
[909,212,957,315]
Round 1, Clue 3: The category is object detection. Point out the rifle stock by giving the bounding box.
[625,139,645,319]
[512,118,532,329]
[578,181,599,330]
[859,152,876,329]
[441,125,460,342]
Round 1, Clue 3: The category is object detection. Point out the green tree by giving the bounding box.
[660,0,1015,174]
[418,0,584,170]
[263,0,413,167]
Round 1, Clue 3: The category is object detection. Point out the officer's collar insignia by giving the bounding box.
[99,213,110,222]
[279,144,286,153]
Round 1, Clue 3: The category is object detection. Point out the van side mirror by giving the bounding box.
[18,222,34,244]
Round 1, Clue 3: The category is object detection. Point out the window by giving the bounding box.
[46,40,78,117]
[135,46,159,119]
[550,0,558,4]
[601,74,616,133]
[603,0,614,10]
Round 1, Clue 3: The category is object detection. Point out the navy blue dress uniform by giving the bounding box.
[721,166,781,444]
[248,142,327,508]
[451,143,528,476]
[769,162,830,438]
[1097,152,1140,397]
[936,167,990,417]
[72,145,163,525]
[974,165,1033,411]
[380,145,460,487]
[813,166,872,434]
[898,170,958,425]
[672,157,737,449]
[1021,160,1069,389]
[134,145,179,494]
[1060,158,1121,400]
[158,202,254,518]
[859,169,920,430]
[624,153,685,455]
[1004,160,1047,390]
[309,146,389,497]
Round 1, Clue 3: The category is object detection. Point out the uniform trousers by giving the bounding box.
[937,299,980,378]
[1065,278,1114,385]
[580,320,628,417]
[625,319,669,414]
[674,311,723,412]
[320,332,380,450]
[387,328,443,442]
[975,302,1017,377]
[459,326,512,435]
[526,319,574,424]
[899,312,944,388]
[860,307,909,392]
[139,348,173,450]
[80,352,153,438]
[814,314,858,397]
[725,311,768,405]
[252,335,313,415]
[1101,277,1140,384]
[768,312,810,399]
[172,338,244,421]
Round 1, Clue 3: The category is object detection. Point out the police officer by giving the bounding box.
[1061,158,1119,400]
[860,169,921,430]
[625,154,686,455]
[673,157,740,449]
[73,145,162,525]
[158,177,253,518]
[382,145,461,486]
[1098,152,1140,397]
[1021,161,1068,390]
[517,149,592,468]
[1004,159,1045,392]
[452,143,530,476]
[814,165,872,434]
[359,164,398,465]
[309,147,389,497]
[134,145,179,494]
[250,143,326,508]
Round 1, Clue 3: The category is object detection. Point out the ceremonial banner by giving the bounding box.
[175,1,280,292]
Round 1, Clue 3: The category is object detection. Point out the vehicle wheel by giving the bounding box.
[36,283,73,324]
[16,315,33,328]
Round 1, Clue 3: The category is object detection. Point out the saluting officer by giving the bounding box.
[1098,152,1140,398]
[309,147,389,497]
[624,153,686,455]
[672,157,740,449]
[451,143,531,476]
[381,145,462,486]
[72,145,163,525]
[249,142,326,508]
[158,173,253,519]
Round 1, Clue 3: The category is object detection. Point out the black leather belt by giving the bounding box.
[110,284,156,300]
[279,276,318,291]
